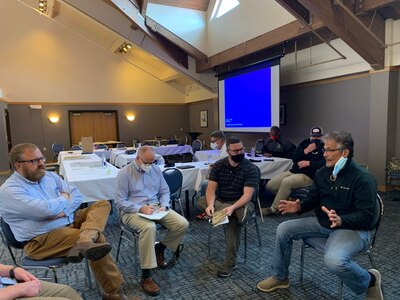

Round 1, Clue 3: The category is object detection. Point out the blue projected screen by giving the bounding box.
[218,59,280,133]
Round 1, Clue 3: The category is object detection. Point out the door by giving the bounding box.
[69,111,118,146]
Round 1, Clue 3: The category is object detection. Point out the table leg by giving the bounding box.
[185,190,190,219]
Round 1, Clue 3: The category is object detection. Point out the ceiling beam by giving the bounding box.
[354,0,400,14]
[298,0,385,70]
[274,0,310,24]
[196,19,325,72]
[111,0,189,68]
[146,17,208,62]
[148,0,210,11]
[141,0,148,16]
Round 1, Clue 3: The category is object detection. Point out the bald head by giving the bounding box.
[136,145,156,164]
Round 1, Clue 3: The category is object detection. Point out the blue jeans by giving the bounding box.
[272,217,371,295]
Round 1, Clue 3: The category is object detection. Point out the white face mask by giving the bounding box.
[210,142,218,150]
[332,156,348,178]
[140,164,152,173]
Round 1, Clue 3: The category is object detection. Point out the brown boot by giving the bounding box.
[155,244,168,269]
[67,241,111,263]
[140,277,160,296]
[102,289,141,300]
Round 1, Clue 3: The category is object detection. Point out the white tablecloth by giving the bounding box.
[158,161,210,192]
[59,153,119,202]
[244,155,293,179]
[110,150,165,168]
[194,150,221,162]
[153,145,193,156]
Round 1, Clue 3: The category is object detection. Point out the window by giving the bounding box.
[210,0,239,20]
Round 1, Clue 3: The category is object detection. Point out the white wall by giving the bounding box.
[206,0,295,55]
[0,0,186,103]
[147,3,208,54]
[281,19,400,86]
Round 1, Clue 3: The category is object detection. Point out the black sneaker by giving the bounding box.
[217,264,237,277]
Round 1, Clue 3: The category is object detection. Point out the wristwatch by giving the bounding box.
[9,266,17,279]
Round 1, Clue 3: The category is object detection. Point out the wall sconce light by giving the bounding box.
[126,115,135,121]
[117,42,132,54]
[38,0,47,13]
[49,115,59,123]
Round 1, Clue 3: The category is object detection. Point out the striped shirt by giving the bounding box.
[209,157,259,202]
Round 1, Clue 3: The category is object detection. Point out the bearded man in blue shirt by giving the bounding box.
[0,143,138,300]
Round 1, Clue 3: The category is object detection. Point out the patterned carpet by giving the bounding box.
[0,173,399,299]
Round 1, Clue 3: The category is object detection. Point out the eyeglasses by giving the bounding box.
[322,148,342,154]
[228,148,245,154]
[18,156,46,165]
[210,139,218,143]
[140,158,155,166]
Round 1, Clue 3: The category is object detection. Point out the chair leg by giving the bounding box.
[85,259,93,289]
[115,230,123,262]
[244,224,248,261]
[254,215,262,247]
[178,198,185,217]
[134,236,139,276]
[51,268,58,283]
[207,221,212,257]
[337,280,343,299]
[192,191,198,206]
[299,242,306,286]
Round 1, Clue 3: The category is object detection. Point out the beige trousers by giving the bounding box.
[17,280,82,300]
[266,171,313,210]
[24,201,123,294]
[122,209,189,269]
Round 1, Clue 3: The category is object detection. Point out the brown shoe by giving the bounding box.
[155,244,168,269]
[102,289,141,300]
[67,241,111,263]
[140,277,160,296]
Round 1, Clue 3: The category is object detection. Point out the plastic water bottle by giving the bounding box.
[101,153,106,168]
[251,147,255,158]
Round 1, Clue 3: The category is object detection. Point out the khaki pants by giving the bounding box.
[198,196,252,267]
[122,209,189,269]
[18,280,82,300]
[266,171,313,210]
[24,201,123,294]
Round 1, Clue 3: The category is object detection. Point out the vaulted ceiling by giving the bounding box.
[16,0,400,96]
[137,0,400,73]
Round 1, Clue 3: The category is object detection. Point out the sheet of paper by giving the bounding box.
[137,210,169,220]
[213,215,229,227]
[212,210,229,227]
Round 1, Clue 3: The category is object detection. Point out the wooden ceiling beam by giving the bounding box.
[146,17,207,62]
[141,0,148,16]
[196,19,325,72]
[298,0,385,70]
[111,0,189,68]
[354,0,400,14]
[275,0,310,24]
[148,0,210,11]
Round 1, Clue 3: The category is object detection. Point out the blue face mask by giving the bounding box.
[332,156,347,178]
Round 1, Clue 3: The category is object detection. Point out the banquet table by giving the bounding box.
[153,145,193,156]
[193,150,221,162]
[58,153,119,202]
[243,155,293,179]
[110,149,165,168]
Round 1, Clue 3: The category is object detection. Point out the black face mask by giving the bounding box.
[310,139,321,147]
[231,153,245,163]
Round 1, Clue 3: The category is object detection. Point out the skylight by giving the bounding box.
[210,0,239,20]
